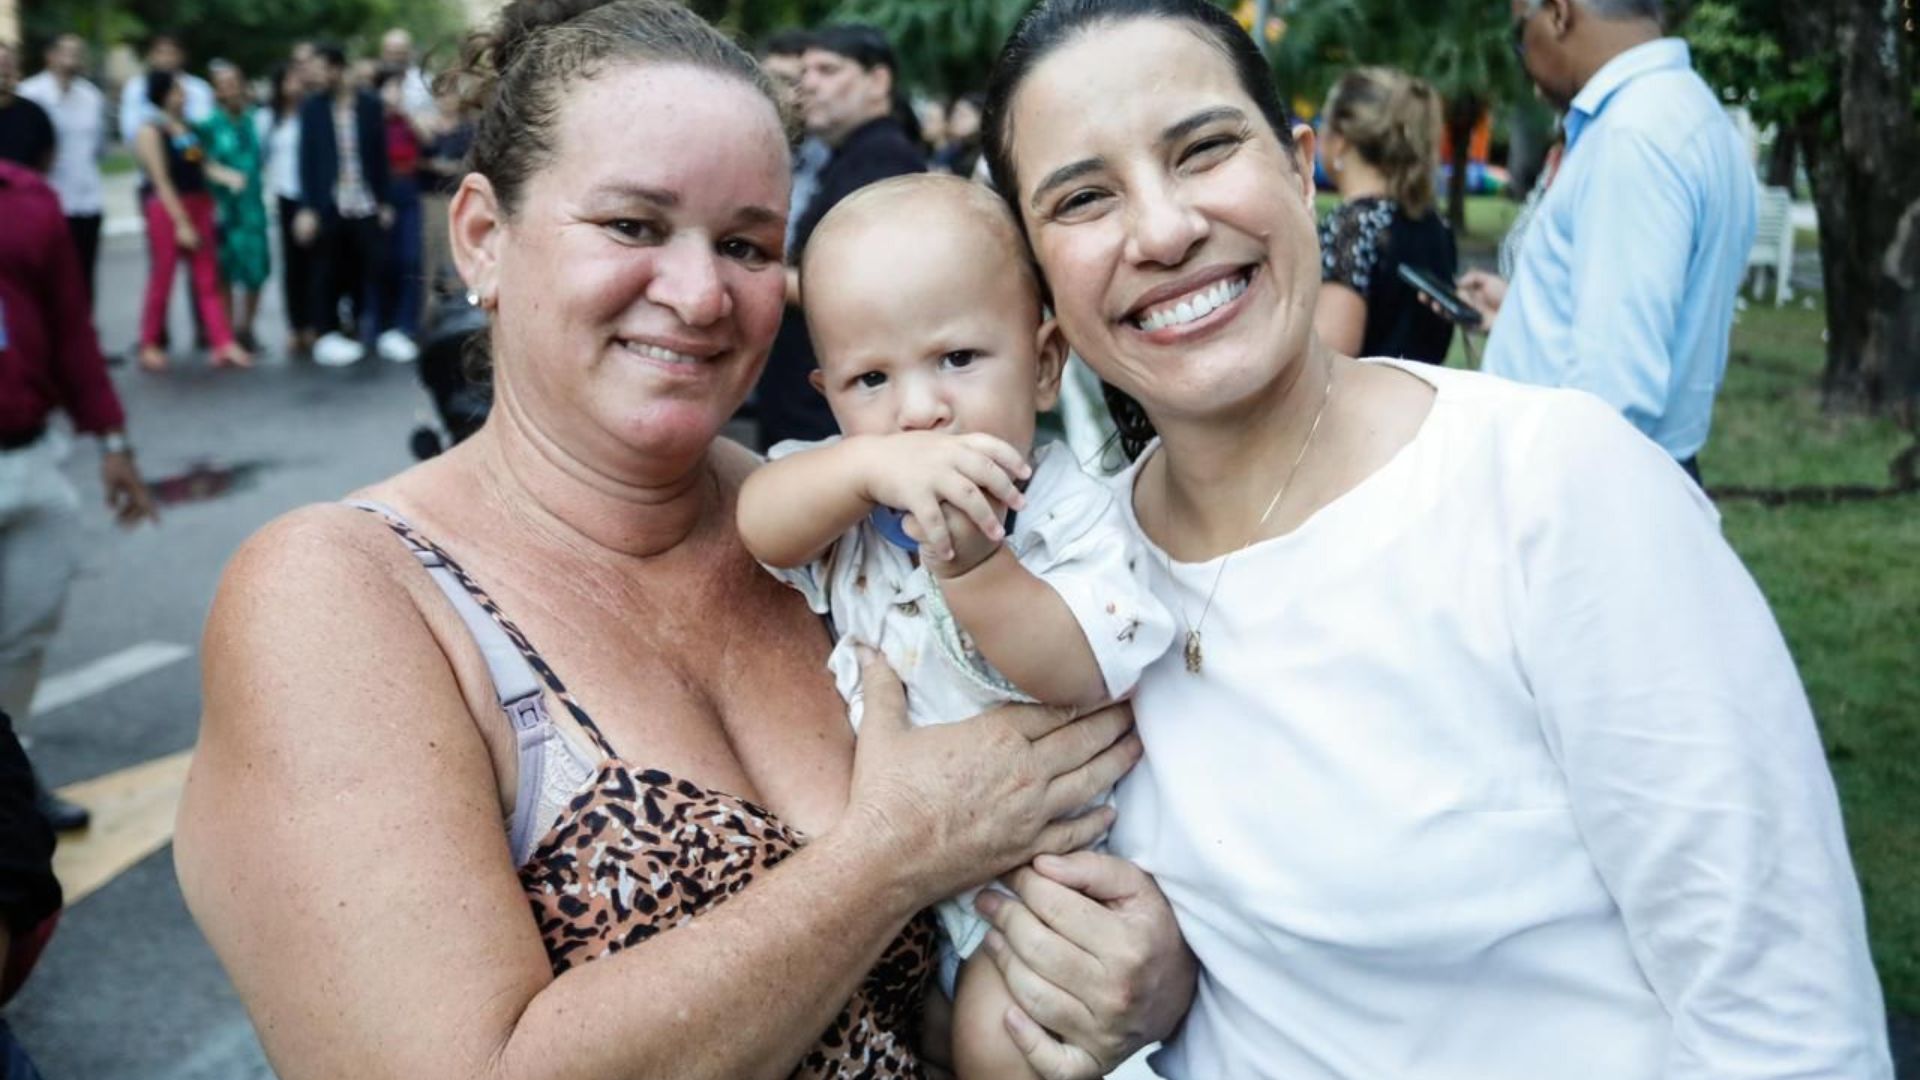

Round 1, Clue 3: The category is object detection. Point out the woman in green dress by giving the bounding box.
[200,64,270,350]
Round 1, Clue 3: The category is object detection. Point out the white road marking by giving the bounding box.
[30,641,194,716]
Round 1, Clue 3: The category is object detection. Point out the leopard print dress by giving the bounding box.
[370,509,939,1078]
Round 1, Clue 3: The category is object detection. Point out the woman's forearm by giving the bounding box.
[492,818,929,1080]
[737,438,878,569]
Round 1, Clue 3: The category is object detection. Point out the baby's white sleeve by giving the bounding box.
[757,436,848,614]
[1020,482,1177,700]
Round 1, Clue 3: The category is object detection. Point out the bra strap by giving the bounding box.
[347,500,607,862]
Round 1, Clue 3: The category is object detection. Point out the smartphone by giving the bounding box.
[1398,264,1484,329]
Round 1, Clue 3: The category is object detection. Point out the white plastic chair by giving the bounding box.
[1745,184,1794,306]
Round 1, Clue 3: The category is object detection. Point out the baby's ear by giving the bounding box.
[1033,317,1068,413]
[808,369,826,398]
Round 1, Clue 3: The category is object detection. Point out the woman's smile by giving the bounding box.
[1123,263,1261,344]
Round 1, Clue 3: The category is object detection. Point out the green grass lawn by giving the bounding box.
[1711,300,1920,1012]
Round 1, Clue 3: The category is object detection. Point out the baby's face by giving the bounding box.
[806,209,1059,456]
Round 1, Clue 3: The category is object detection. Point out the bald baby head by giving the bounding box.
[801,173,1044,319]
[799,174,1066,452]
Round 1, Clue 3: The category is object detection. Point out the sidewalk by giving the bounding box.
[102,169,142,238]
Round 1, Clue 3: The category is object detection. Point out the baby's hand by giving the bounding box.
[909,499,1003,578]
[857,432,1029,564]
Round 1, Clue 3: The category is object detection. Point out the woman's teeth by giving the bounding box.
[627,342,701,365]
[1135,272,1250,332]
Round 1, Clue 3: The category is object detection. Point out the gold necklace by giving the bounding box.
[1163,359,1336,674]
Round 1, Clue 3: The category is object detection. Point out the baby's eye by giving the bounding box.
[941,350,981,369]
[855,371,888,389]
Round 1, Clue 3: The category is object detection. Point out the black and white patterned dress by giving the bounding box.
[1317,196,1460,364]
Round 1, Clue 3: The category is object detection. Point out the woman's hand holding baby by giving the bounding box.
[853,432,1031,565]
[837,648,1140,904]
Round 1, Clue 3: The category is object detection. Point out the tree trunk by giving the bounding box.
[1765,129,1796,190]
[1780,0,1920,409]
[1444,95,1479,235]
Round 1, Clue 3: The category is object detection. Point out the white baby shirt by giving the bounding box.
[764,437,1175,958]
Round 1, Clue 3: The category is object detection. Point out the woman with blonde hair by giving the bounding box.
[1314,65,1458,363]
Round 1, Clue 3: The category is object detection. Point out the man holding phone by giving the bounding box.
[1454,0,1756,482]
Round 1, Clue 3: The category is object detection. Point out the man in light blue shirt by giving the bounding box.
[1460,0,1757,477]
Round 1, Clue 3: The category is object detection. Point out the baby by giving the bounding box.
[738,174,1174,1077]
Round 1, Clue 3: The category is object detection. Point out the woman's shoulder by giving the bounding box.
[1404,365,1688,499]
[211,501,429,650]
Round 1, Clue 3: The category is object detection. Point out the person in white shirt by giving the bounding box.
[972,1,1894,1077]
[18,34,107,302]
[118,33,214,144]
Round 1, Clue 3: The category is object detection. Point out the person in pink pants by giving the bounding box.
[131,69,250,371]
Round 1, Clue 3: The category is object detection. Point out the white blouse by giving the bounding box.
[1109,360,1890,1079]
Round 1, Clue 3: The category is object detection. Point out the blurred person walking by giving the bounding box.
[295,44,390,368]
[755,25,924,449]
[1314,67,1458,363]
[371,68,425,363]
[118,33,213,144]
[266,59,319,356]
[18,35,107,304]
[132,71,251,371]
[0,45,54,174]
[0,159,159,832]
[1453,0,1756,480]
[201,64,271,352]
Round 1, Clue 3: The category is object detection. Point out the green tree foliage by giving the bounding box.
[1682,1,1830,130]
[686,0,842,46]
[828,0,1029,97]
[1266,0,1522,230]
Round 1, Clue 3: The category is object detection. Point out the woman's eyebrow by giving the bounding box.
[1030,158,1105,210]
[591,181,680,208]
[1160,106,1247,147]
[583,182,781,227]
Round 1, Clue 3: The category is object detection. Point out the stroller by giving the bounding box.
[410,294,492,459]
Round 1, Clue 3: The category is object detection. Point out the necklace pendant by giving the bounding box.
[1183,629,1203,674]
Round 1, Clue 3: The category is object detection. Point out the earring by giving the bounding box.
[466,290,481,307]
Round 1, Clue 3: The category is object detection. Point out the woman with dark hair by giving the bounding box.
[176,3,1192,1078]
[980,1,1889,1076]
[132,69,249,370]
[1314,66,1457,363]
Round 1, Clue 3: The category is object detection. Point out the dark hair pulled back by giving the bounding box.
[441,0,789,219]
[982,0,1297,460]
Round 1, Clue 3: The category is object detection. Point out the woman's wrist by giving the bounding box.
[815,800,938,922]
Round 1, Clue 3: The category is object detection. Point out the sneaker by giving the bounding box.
[313,332,366,367]
[377,329,420,364]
